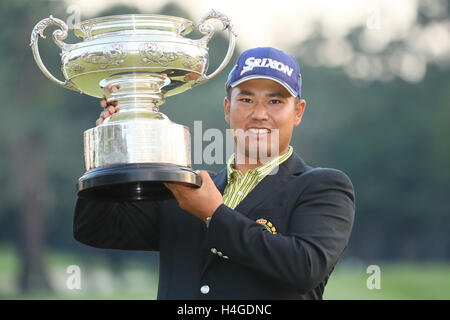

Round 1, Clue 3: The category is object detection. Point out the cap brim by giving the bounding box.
[228,75,298,97]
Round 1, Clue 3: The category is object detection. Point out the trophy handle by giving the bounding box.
[30,15,80,92]
[194,10,237,85]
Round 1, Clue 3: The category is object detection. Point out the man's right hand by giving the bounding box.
[96,97,119,126]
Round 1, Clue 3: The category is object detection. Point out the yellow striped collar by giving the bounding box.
[226,146,293,183]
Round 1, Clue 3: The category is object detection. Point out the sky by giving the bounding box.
[66,0,419,49]
[59,0,450,82]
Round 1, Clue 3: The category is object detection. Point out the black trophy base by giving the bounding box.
[77,163,201,201]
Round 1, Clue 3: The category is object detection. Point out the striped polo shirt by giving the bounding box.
[223,146,293,209]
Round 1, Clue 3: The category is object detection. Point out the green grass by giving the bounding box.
[324,261,450,299]
[0,245,158,300]
[1,245,449,299]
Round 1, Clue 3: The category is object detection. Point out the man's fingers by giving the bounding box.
[101,98,119,108]
[163,182,171,189]
[97,105,120,126]
[197,170,212,185]
[107,106,116,114]
[164,182,194,194]
[163,182,177,192]
[100,107,118,118]
[164,183,181,198]
[104,85,121,94]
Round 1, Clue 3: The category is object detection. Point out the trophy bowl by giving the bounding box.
[30,10,236,200]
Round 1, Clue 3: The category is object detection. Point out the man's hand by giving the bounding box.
[164,170,223,222]
[96,97,119,126]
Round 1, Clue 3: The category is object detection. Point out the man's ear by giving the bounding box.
[294,99,306,126]
[224,97,230,124]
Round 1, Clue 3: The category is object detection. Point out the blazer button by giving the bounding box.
[210,248,217,254]
[200,285,210,294]
[217,251,223,257]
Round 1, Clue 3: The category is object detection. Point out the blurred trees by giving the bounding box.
[0,0,66,293]
[0,0,448,294]
[295,62,450,261]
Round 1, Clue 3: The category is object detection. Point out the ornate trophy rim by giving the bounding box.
[73,14,195,38]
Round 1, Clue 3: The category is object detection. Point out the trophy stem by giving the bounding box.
[100,72,170,121]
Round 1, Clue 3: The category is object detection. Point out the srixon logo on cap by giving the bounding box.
[240,57,294,77]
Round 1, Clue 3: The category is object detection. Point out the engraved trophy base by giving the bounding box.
[77,163,201,201]
[78,86,202,201]
[77,103,201,201]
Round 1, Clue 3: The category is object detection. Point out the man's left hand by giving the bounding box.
[163,170,223,222]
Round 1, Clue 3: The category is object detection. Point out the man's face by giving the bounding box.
[224,78,306,163]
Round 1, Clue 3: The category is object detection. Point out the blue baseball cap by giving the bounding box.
[226,47,302,97]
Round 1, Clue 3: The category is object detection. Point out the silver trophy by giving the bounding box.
[30,11,236,200]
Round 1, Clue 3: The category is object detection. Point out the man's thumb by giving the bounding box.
[196,170,211,182]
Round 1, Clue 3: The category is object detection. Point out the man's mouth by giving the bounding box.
[246,128,271,134]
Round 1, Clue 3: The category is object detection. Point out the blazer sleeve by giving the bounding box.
[203,168,355,294]
[73,197,162,251]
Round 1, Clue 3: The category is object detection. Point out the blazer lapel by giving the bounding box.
[200,152,310,276]
[211,168,228,195]
[233,152,310,216]
[209,151,308,200]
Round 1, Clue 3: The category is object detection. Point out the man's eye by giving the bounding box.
[269,99,282,104]
[239,98,252,103]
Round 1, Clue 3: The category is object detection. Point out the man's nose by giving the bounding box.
[252,102,269,120]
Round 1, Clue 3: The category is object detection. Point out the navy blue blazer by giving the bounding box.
[73,152,355,299]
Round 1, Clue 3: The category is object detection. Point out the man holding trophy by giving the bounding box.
[76,47,355,300]
[31,11,355,299]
